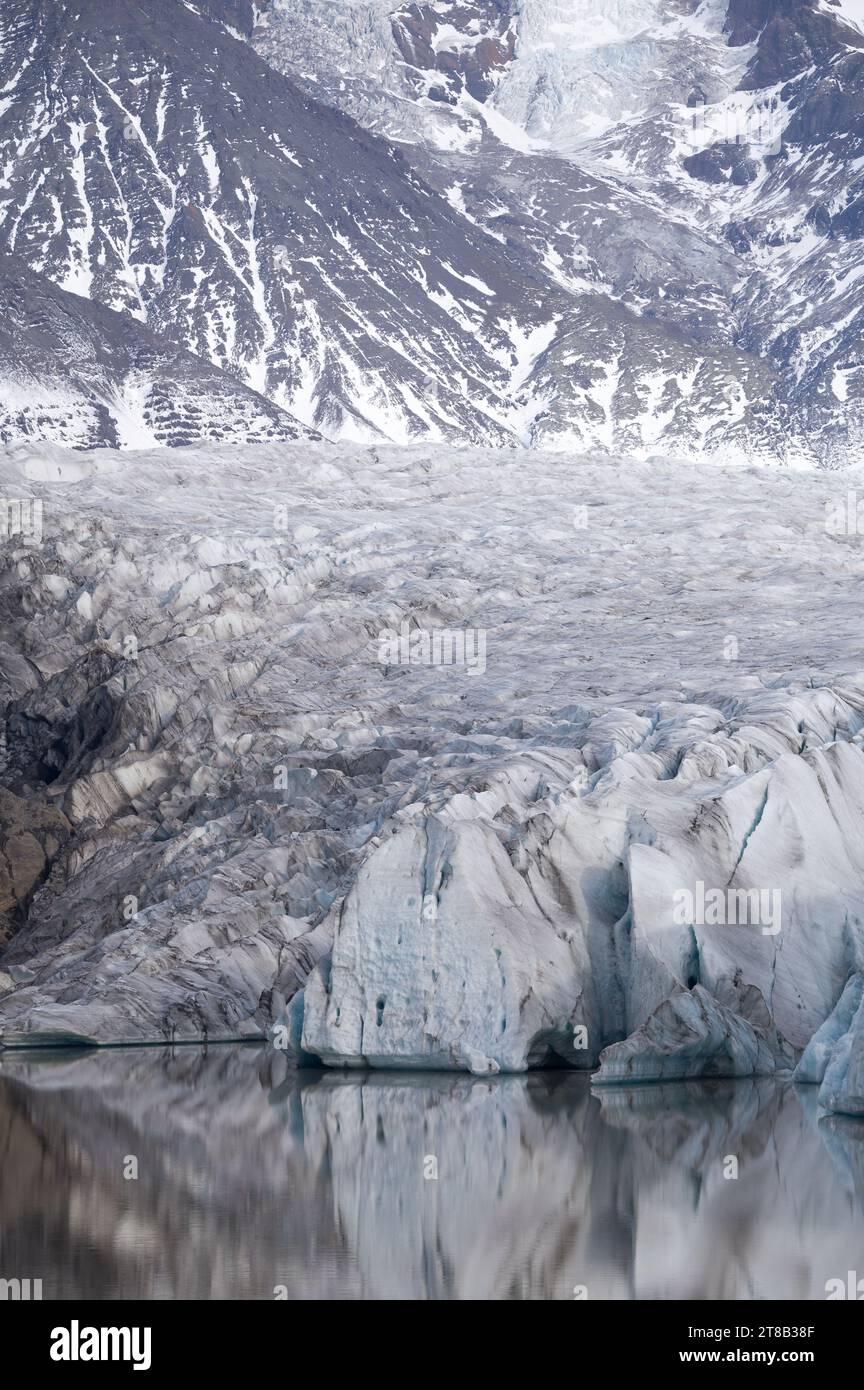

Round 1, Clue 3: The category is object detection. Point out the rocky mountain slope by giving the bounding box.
[0,251,312,447]
[255,0,864,462]
[0,0,555,446]
[0,0,858,458]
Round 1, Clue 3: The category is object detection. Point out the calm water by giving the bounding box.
[1,1046,863,1300]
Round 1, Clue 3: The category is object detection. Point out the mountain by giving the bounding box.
[0,0,861,459]
[254,0,864,463]
[253,0,523,148]
[0,0,558,447]
[0,251,312,447]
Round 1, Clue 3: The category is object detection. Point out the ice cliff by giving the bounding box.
[298,687,864,1083]
[796,973,864,1117]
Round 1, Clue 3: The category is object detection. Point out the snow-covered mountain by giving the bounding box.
[0,0,561,447]
[0,251,313,447]
[0,0,862,456]
[254,0,864,462]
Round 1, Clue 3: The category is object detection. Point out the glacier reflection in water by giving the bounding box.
[1,1047,863,1300]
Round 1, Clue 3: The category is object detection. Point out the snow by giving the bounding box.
[195,116,220,194]
[827,0,864,35]
[110,378,161,451]
[585,353,622,447]
[498,316,558,389]
[61,122,95,297]
[637,368,678,445]
[427,279,481,331]
[443,182,469,217]
[440,259,495,296]
[433,22,489,53]
[459,92,546,154]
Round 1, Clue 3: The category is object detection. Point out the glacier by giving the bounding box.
[298,691,864,1080]
[795,972,864,1116]
[1,438,864,1118]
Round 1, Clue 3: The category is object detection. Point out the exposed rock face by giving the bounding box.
[0,790,70,947]
[682,141,759,185]
[391,2,517,102]
[726,0,860,85]
[0,252,312,450]
[2,438,864,1113]
[254,0,864,464]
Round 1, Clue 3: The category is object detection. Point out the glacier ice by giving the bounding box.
[795,973,864,1116]
[298,704,864,1080]
[593,983,797,1084]
[2,438,864,1114]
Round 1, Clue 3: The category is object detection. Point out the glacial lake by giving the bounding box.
[1,1046,863,1301]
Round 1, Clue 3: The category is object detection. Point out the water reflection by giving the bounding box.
[0,1047,862,1300]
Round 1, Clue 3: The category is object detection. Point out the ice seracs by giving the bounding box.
[795,972,864,1116]
[301,809,588,1074]
[296,690,864,1081]
[593,984,797,1084]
